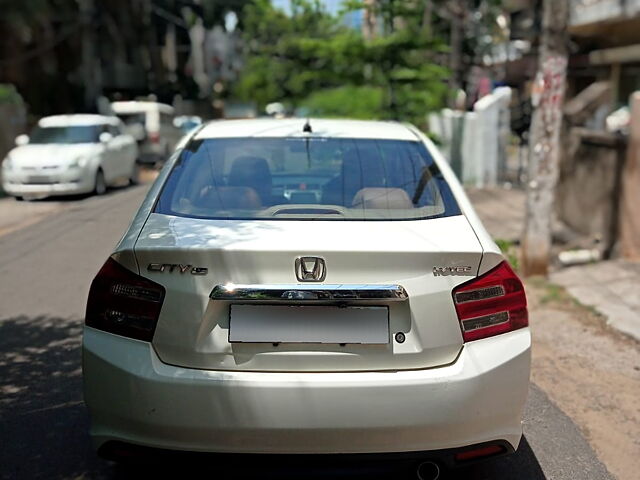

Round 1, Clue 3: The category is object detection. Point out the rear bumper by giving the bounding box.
[2,181,93,197]
[82,327,531,455]
[137,152,164,165]
[2,171,94,197]
[138,142,168,165]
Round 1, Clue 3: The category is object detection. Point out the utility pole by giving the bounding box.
[520,0,570,276]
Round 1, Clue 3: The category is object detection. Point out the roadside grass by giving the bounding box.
[524,275,624,338]
[528,276,602,315]
[495,238,519,271]
[491,238,606,324]
[492,237,606,326]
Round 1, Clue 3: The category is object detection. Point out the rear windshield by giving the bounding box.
[155,137,460,221]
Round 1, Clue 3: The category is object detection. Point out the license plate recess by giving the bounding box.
[229,304,389,344]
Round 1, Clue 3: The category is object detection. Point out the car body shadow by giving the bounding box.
[106,438,545,480]
[0,315,107,479]
[445,437,545,479]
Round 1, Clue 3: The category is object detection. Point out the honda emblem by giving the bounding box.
[295,257,326,282]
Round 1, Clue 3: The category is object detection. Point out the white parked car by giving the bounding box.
[83,119,530,476]
[111,101,182,166]
[1,114,138,200]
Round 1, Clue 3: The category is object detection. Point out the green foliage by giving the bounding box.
[495,238,520,271]
[301,86,385,119]
[234,0,450,127]
[540,282,564,304]
[0,85,24,105]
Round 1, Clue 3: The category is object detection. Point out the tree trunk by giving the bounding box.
[520,0,570,276]
[80,0,100,110]
[363,0,378,41]
[142,0,165,92]
[422,0,433,33]
[448,3,463,103]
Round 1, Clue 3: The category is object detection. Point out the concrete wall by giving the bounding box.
[428,87,512,187]
[570,0,624,27]
[556,128,626,256]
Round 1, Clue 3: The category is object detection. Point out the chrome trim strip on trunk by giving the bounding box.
[210,284,408,302]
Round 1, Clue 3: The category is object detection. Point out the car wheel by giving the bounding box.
[94,169,107,196]
[14,196,24,202]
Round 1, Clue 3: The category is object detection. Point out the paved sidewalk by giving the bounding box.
[467,186,640,342]
[466,187,526,242]
[551,260,640,342]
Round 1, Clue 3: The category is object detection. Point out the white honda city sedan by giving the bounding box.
[83,119,530,475]
[1,114,138,200]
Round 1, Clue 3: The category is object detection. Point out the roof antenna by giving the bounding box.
[303,118,312,133]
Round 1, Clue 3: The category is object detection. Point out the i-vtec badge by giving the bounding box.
[147,263,208,275]
[433,266,473,277]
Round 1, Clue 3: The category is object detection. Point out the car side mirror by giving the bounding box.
[15,134,29,146]
[99,132,113,143]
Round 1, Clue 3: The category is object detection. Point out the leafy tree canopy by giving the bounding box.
[234,0,450,127]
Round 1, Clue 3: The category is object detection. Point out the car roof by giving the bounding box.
[194,118,419,141]
[38,114,120,127]
[111,101,175,115]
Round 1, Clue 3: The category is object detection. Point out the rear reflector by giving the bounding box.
[85,257,165,341]
[452,261,528,342]
[455,444,505,462]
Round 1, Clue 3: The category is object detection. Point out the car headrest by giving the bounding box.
[352,188,414,209]
[228,156,272,203]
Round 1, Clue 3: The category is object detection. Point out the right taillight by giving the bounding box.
[85,257,165,341]
[452,261,528,342]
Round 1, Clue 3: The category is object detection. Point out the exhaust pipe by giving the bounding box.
[416,461,440,480]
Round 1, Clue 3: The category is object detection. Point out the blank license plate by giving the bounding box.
[229,305,389,344]
[27,175,53,184]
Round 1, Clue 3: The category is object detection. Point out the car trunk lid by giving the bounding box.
[134,212,483,372]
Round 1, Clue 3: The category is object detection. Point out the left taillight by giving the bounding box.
[85,257,165,342]
[452,261,528,342]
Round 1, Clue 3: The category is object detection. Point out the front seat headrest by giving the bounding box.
[228,156,272,204]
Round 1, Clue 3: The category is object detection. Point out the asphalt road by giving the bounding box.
[0,185,613,480]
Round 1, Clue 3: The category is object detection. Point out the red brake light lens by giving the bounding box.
[452,261,528,342]
[455,444,506,462]
[85,258,165,341]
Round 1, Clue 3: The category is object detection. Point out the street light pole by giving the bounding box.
[521,0,570,276]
